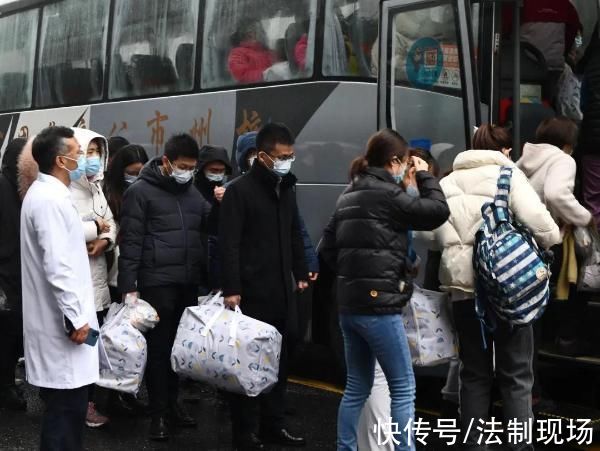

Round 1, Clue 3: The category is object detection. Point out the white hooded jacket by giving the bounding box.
[517,142,591,228]
[70,128,117,311]
[424,149,561,297]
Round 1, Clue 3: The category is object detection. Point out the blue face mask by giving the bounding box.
[406,185,420,197]
[63,154,87,182]
[85,156,102,177]
[392,164,407,184]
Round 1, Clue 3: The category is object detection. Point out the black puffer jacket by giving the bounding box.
[118,157,209,293]
[321,167,449,315]
[579,25,600,155]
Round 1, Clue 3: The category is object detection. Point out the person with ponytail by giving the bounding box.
[321,128,450,451]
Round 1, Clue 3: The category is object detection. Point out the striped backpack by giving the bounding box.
[473,166,551,335]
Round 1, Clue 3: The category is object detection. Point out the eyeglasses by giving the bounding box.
[267,153,296,162]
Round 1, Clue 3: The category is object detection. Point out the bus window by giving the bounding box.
[323,0,378,78]
[36,0,109,107]
[0,9,38,112]
[108,0,199,99]
[201,0,317,89]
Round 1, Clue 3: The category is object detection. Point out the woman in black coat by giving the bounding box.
[320,129,449,451]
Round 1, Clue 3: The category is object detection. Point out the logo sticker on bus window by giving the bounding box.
[406,37,443,89]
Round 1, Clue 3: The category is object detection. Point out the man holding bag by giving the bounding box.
[118,134,208,441]
[220,123,309,450]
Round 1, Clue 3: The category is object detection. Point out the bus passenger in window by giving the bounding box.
[228,20,274,84]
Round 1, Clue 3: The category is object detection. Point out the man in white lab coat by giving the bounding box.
[21,126,99,451]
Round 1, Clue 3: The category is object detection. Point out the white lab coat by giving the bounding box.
[21,173,99,389]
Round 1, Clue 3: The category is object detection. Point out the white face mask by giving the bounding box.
[168,160,194,184]
[205,170,225,183]
[264,153,295,176]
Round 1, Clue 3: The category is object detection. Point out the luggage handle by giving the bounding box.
[200,291,225,337]
[228,306,243,347]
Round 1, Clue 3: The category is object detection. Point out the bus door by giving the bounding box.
[377,0,482,173]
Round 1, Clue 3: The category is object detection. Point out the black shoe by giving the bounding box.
[169,402,197,427]
[0,385,27,411]
[234,433,267,450]
[261,428,306,447]
[149,416,169,441]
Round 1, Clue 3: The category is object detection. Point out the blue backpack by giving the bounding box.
[473,166,551,338]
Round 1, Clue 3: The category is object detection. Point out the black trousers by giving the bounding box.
[453,299,534,451]
[229,319,289,442]
[39,385,89,451]
[140,284,197,417]
[0,311,23,387]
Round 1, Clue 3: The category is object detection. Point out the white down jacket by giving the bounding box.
[517,143,591,228]
[70,128,117,311]
[425,149,561,297]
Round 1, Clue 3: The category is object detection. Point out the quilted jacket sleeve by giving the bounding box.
[117,185,146,294]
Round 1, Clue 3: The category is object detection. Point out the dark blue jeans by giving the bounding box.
[39,385,88,451]
[337,313,416,451]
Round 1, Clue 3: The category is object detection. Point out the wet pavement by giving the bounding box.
[0,362,594,450]
[0,374,339,451]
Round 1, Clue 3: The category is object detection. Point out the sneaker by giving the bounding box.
[86,402,109,428]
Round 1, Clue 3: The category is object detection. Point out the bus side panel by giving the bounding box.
[0,106,90,155]
[88,92,238,158]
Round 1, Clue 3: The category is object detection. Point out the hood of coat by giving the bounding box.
[236,131,258,173]
[140,156,194,194]
[17,137,38,200]
[198,145,232,174]
[71,127,109,187]
[517,142,566,178]
[453,149,515,171]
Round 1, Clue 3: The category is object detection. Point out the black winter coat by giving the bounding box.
[219,162,308,325]
[580,27,600,155]
[118,157,209,293]
[321,167,449,315]
[0,173,21,309]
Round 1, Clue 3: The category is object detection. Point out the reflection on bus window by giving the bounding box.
[36,0,108,107]
[201,0,317,89]
[379,5,461,91]
[109,0,199,99]
[0,9,37,111]
[323,0,378,77]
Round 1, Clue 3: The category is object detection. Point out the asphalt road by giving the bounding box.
[0,366,339,451]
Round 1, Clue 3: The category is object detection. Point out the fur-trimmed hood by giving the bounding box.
[17,128,109,199]
[17,137,37,200]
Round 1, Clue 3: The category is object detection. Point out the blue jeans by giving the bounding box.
[337,313,416,451]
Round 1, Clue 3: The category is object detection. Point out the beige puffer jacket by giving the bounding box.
[425,149,561,297]
[517,142,591,228]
